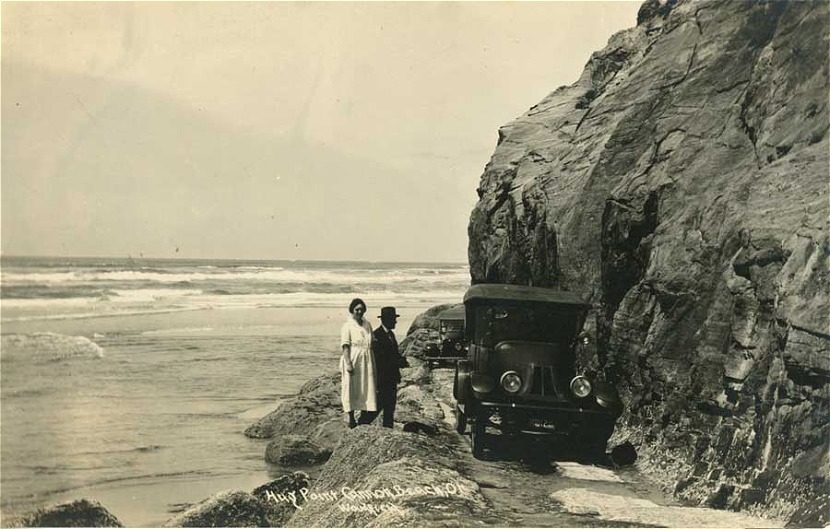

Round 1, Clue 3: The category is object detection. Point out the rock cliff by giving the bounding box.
[467,0,829,522]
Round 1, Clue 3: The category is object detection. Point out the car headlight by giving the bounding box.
[454,342,463,351]
[500,371,522,393]
[570,375,592,398]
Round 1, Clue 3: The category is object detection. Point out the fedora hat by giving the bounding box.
[379,306,400,319]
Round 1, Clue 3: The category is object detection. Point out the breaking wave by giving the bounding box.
[1,333,105,362]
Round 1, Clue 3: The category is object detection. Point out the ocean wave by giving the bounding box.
[1,267,469,286]
[68,444,166,456]
[1,306,208,323]
[1,289,466,322]
[248,290,465,308]
[109,288,205,302]
[141,327,215,336]
[1,297,100,308]
[1,333,105,362]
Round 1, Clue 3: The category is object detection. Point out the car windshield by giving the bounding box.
[440,320,464,332]
[474,304,583,346]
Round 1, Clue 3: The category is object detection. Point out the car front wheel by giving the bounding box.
[471,420,486,459]
[455,405,467,435]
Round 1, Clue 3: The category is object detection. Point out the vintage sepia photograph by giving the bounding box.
[2,0,828,527]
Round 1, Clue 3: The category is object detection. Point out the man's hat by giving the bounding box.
[379,306,400,319]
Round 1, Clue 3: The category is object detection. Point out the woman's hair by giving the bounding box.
[349,298,367,314]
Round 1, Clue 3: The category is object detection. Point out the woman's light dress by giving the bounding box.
[340,317,378,413]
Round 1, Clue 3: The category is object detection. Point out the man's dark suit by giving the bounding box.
[359,325,406,427]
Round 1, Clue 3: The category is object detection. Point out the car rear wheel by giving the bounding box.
[455,405,467,435]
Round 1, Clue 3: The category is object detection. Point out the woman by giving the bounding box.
[340,298,377,428]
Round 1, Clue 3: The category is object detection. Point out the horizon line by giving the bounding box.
[0,253,470,266]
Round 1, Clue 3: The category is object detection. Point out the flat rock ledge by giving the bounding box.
[9,499,123,527]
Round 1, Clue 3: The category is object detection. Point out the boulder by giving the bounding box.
[245,372,341,440]
[310,417,350,452]
[394,384,445,425]
[610,441,638,467]
[163,490,269,527]
[405,304,455,335]
[467,0,829,519]
[265,435,331,466]
[11,499,123,527]
[287,426,488,527]
[399,328,440,360]
[252,472,310,526]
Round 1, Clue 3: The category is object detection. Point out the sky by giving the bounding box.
[2,1,641,263]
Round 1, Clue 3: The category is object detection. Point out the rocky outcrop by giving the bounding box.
[401,304,451,360]
[244,372,349,460]
[164,473,310,527]
[11,499,123,527]
[243,311,449,472]
[467,0,829,524]
[399,328,440,360]
[405,304,455,335]
[252,473,311,527]
[164,491,271,528]
[286,427,489,528]
[240,337,492,527]
[265,435,332,466]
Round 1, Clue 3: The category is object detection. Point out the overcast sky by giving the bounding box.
[2,2,640,263]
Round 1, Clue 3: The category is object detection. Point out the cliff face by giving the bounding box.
[468,0,828,520]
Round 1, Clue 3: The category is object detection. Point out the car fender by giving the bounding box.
[471,373,496,395]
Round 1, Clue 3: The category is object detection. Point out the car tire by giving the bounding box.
[454,365,471,404]
[582,417,615,463]
[455,405,467,435]
[471,420,486,459]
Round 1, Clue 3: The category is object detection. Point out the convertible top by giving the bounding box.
[463,284,590,307]
[438,305,465,320]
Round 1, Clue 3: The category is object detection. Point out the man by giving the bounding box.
[359,306,407,427]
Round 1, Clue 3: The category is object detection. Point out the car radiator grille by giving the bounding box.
[528,366,566,399]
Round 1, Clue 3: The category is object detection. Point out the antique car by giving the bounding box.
[423,305,467,368]
[452,284,622,459]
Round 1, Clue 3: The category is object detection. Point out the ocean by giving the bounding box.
[0,256,469,526]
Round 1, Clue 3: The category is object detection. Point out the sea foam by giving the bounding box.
[1,332,105,362]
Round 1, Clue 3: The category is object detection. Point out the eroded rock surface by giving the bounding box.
[286,427,491,528]
[11,499,123,527]
[405,304,456,335]
[252,472,311,526]
[244,373,346,449]
[467,0,829,523]
[164,490,270,527]
[265,435,332,466]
